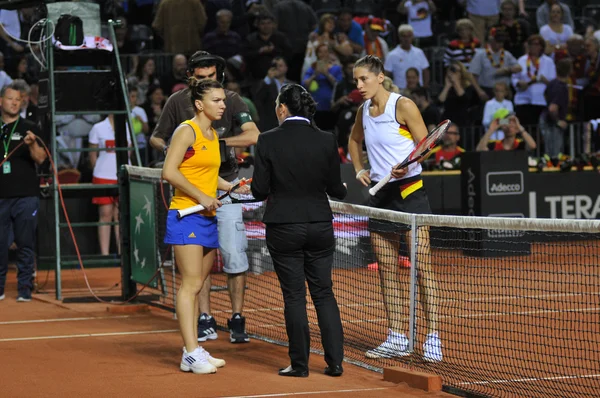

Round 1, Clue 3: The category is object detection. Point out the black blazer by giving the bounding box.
[251,119,347,224]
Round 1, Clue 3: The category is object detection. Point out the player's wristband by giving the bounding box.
[356,169,368,179]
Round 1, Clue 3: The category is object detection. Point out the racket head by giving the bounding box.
[408,119,451,162]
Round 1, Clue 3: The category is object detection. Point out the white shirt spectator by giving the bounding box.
[465,0,500,16]
[483,98,514,128]
[0,10,20,40]
[384,45,429,89]
[0,70,12,89]
[405,1,433,38]
[89,117,131,180]
[539,24,573,48]
[511,54,556,106]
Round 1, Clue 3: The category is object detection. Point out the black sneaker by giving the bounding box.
[228,313,250,343]
[197,313,218,342]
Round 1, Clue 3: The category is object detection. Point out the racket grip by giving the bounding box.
[368,174,392,196]
[177,204,206,219]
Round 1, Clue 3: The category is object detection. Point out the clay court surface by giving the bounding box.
[0,268,452,398]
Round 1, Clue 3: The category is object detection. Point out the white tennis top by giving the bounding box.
[362,92,421,183]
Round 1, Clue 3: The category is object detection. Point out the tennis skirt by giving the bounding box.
[164,210,219,248]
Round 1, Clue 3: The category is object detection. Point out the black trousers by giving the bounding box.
[266,222,344,372]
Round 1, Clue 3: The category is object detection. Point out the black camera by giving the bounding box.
[271,61,278,69]
[449,65,459,73]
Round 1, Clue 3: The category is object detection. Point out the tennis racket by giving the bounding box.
[176,178,256,219]
[368,119,451,196]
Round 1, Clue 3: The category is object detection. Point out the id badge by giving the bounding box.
[2,161,11,174]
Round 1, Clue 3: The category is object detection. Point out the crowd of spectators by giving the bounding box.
[1,0,600,171]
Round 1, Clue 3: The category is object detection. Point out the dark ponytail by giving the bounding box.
[188,76,223,109]
[278,84,317,122]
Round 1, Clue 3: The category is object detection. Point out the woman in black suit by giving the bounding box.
[251,84,347,378]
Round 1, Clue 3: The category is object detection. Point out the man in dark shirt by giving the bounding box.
[242,13,293,82]
[410,86,441,132]
[202,9,242,60]
[540,58,571,157]
[150,51,260,344]
[0,83,47,302]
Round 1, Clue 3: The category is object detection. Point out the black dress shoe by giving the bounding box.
[324,365,343,377]
[278,365,309,377]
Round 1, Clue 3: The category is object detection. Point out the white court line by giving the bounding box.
[0,329,178,342]
[459,373,600,386]
[0,315,137,326]
[218,387,394,398]
[211,291,600,315]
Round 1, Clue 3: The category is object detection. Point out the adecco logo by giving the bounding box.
[486,171,524,196]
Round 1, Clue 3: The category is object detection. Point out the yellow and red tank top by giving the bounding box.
[169,120,220,217]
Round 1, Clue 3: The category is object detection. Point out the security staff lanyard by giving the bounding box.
[2,117,19,159]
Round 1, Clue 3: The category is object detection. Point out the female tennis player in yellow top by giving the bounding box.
[162,77,233,374]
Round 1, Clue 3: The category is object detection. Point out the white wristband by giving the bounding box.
[356,169,368,179]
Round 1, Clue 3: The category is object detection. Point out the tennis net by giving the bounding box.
[121,165,600,398]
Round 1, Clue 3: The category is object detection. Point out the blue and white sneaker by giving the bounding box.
[180,347,217,374]
[197,313,218,342]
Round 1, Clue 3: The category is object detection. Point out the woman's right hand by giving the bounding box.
[356,169,371,187]
[198,194,222,212]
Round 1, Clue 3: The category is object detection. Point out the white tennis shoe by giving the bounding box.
[365,330,411,359]
[423,332,443,362]
[180,347,218,374]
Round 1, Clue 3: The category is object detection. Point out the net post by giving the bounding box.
[408,213,418,353]
[119,165,137,300]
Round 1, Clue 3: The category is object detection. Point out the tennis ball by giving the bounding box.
[493,108,510,121]
[132,118,143,135]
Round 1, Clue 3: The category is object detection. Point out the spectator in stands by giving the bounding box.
[539,58,571,157]
[271,0,318,82]
[161,54,188,96]
[385,25,430,89]
[0,83,47,303]
[334,8,365,55]
[255,56,293,132]
[536,0,573,31]
[331,57,360,153]
[204,0,233,35]
[303,43,343,130]
[511,34,556,128]
[89,115,131,256]
[8,55,32,85]
[470,28,521,99]
[362,18,390,62]
[430,122,464,165]
[399,67,421,97]
[12,79,36,124]
[397,0,436,48]
[127,56,160,106]
[540,3,573,57]
[444,18,481,70]
[438,61,478,127]
[114,16,139,56]
[459,0,498,45]
[142,85,165,136]
[128,85,150,163]
[0,52,12,89]
[411,86,441,131]
[476,114,536,151]
[482,81,514,139]
[152,0,207,55]
[242,13,293,82]
[0,8,24,58]
[494,0,530,59]
[583,36,600,121]
[554,34,586,122]
[55,113,102,170]
[202,9,242,62]
[302,14,349,78]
